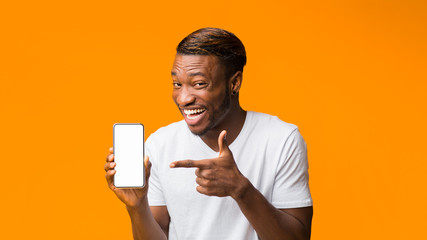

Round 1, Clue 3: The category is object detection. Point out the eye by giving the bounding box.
[172,82,182,88]
[194,82,207,88]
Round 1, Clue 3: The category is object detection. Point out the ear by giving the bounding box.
[229,71,243,95]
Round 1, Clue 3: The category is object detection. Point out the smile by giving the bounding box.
[183,108,206,119]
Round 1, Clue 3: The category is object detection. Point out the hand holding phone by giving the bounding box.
[104,123,151,208]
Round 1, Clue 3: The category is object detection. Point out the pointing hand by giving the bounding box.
[170,130,248,199]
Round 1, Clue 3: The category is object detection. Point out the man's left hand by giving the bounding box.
[170,130,248,199]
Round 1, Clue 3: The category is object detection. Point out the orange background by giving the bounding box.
[1,0,426,239]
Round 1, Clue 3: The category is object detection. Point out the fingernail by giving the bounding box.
[110,162,115,167]
[170,163,175,168]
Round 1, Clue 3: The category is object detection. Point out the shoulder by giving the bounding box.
[247,111,306,151]
[248,111,299,137]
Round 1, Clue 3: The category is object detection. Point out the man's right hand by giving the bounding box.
[104,147,152,209]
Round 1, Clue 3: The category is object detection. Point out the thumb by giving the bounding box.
[144,155,152,184]
[218,130,231,156]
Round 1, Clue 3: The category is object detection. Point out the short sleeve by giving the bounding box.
[146,136,166,206]
[271,128,313,209]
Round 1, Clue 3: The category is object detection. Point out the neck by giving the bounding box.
[200,100,246,152]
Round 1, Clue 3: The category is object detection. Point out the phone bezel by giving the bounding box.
[113,123,145,188]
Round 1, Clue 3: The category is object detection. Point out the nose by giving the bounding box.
[176,86,196,107]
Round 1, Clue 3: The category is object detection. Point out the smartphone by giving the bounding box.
[113,123,145,188]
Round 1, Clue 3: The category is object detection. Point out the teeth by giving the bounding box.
[184,108,205,115]
[187,114,202,120]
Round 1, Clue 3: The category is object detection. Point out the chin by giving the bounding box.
[187,124,211,136]
[188,127,208,136]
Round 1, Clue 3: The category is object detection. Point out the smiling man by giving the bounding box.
[105,27,313,240]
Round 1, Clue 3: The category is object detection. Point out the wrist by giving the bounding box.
[126,196,149,213]
[232,176,253,202]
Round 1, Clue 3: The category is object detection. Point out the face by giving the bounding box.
[171,54,231,136]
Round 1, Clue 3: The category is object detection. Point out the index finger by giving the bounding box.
[170,159,213,169]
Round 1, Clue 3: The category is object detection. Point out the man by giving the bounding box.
[105,27,313,240]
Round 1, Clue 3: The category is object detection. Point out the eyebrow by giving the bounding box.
[188,72,206,77]
[171,71,206,78]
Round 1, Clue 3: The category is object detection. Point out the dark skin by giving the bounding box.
[104,54,313,240]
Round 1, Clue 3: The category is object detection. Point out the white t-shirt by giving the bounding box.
[146,111,312,240]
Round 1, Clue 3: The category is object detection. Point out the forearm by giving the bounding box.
[126,197,168,240]
[234,179,310,240]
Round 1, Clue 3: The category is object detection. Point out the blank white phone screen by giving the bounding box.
[113,124,145,188]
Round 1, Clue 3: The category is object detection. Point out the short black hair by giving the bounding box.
[176,27,247,79]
